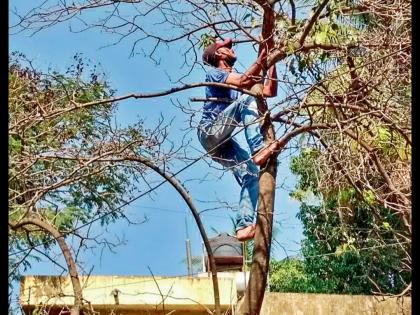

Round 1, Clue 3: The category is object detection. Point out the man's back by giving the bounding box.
[201,67,240,124]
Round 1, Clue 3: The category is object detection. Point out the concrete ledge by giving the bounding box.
[20,275,237,314]
[20,276,411,315]
[260,292,411,315]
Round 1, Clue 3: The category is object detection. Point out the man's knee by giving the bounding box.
[240,95,258,113]
[243,170,259,183]
[242,94,255,105]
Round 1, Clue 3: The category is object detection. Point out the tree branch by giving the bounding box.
[10,214,84,315]
[299,0,330,45]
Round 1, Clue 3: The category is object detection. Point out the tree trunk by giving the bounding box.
[238,2,278,313]
[238,84,278,315]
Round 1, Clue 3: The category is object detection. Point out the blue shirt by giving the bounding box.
[200,68,240,124]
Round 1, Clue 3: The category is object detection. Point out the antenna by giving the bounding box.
[185,216,190,239]
[185,216,193,276]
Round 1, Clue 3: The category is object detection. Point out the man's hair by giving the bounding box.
[202,38,233,66]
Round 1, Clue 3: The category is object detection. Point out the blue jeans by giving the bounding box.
[197,94,264,231]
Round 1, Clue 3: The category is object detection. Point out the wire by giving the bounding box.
[130,204,230,218]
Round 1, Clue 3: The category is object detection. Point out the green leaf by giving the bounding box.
[289,59,296,75]
[397,147,408,160]
[320,52,329,63]
[251,16,257,28]
[362,190,376,206]
[298,58,307,72]
[335,244,346,256]
[286,41,295,54]
[9,136,22,154]
[314,30,327,44]
[198,33,215,49]
[242,13,251,21]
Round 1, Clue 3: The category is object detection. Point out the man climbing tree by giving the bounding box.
[197,37,279,241]
[9,0,412,314]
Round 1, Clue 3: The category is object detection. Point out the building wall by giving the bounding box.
[20,276,411,315]
[20,275,237,315]
[260,292,411,315]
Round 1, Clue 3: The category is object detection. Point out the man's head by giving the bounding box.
[202,38,237,68]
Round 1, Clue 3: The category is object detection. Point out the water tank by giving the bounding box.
[204,233,243,272]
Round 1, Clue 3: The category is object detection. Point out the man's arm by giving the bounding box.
[225,47,268,89]
[263,63,277,97]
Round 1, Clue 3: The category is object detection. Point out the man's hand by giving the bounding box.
[225,35,270,89]
[257,46,268,64]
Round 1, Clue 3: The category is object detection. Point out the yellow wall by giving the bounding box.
[20,275,411,315]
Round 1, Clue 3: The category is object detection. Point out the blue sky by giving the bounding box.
[9,0,304,299]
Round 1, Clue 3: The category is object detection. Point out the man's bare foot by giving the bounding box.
[252,141,279,166]
[236,224,256,241]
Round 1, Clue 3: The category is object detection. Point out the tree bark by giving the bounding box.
[238,85,277,315]
[238,3,278,313]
